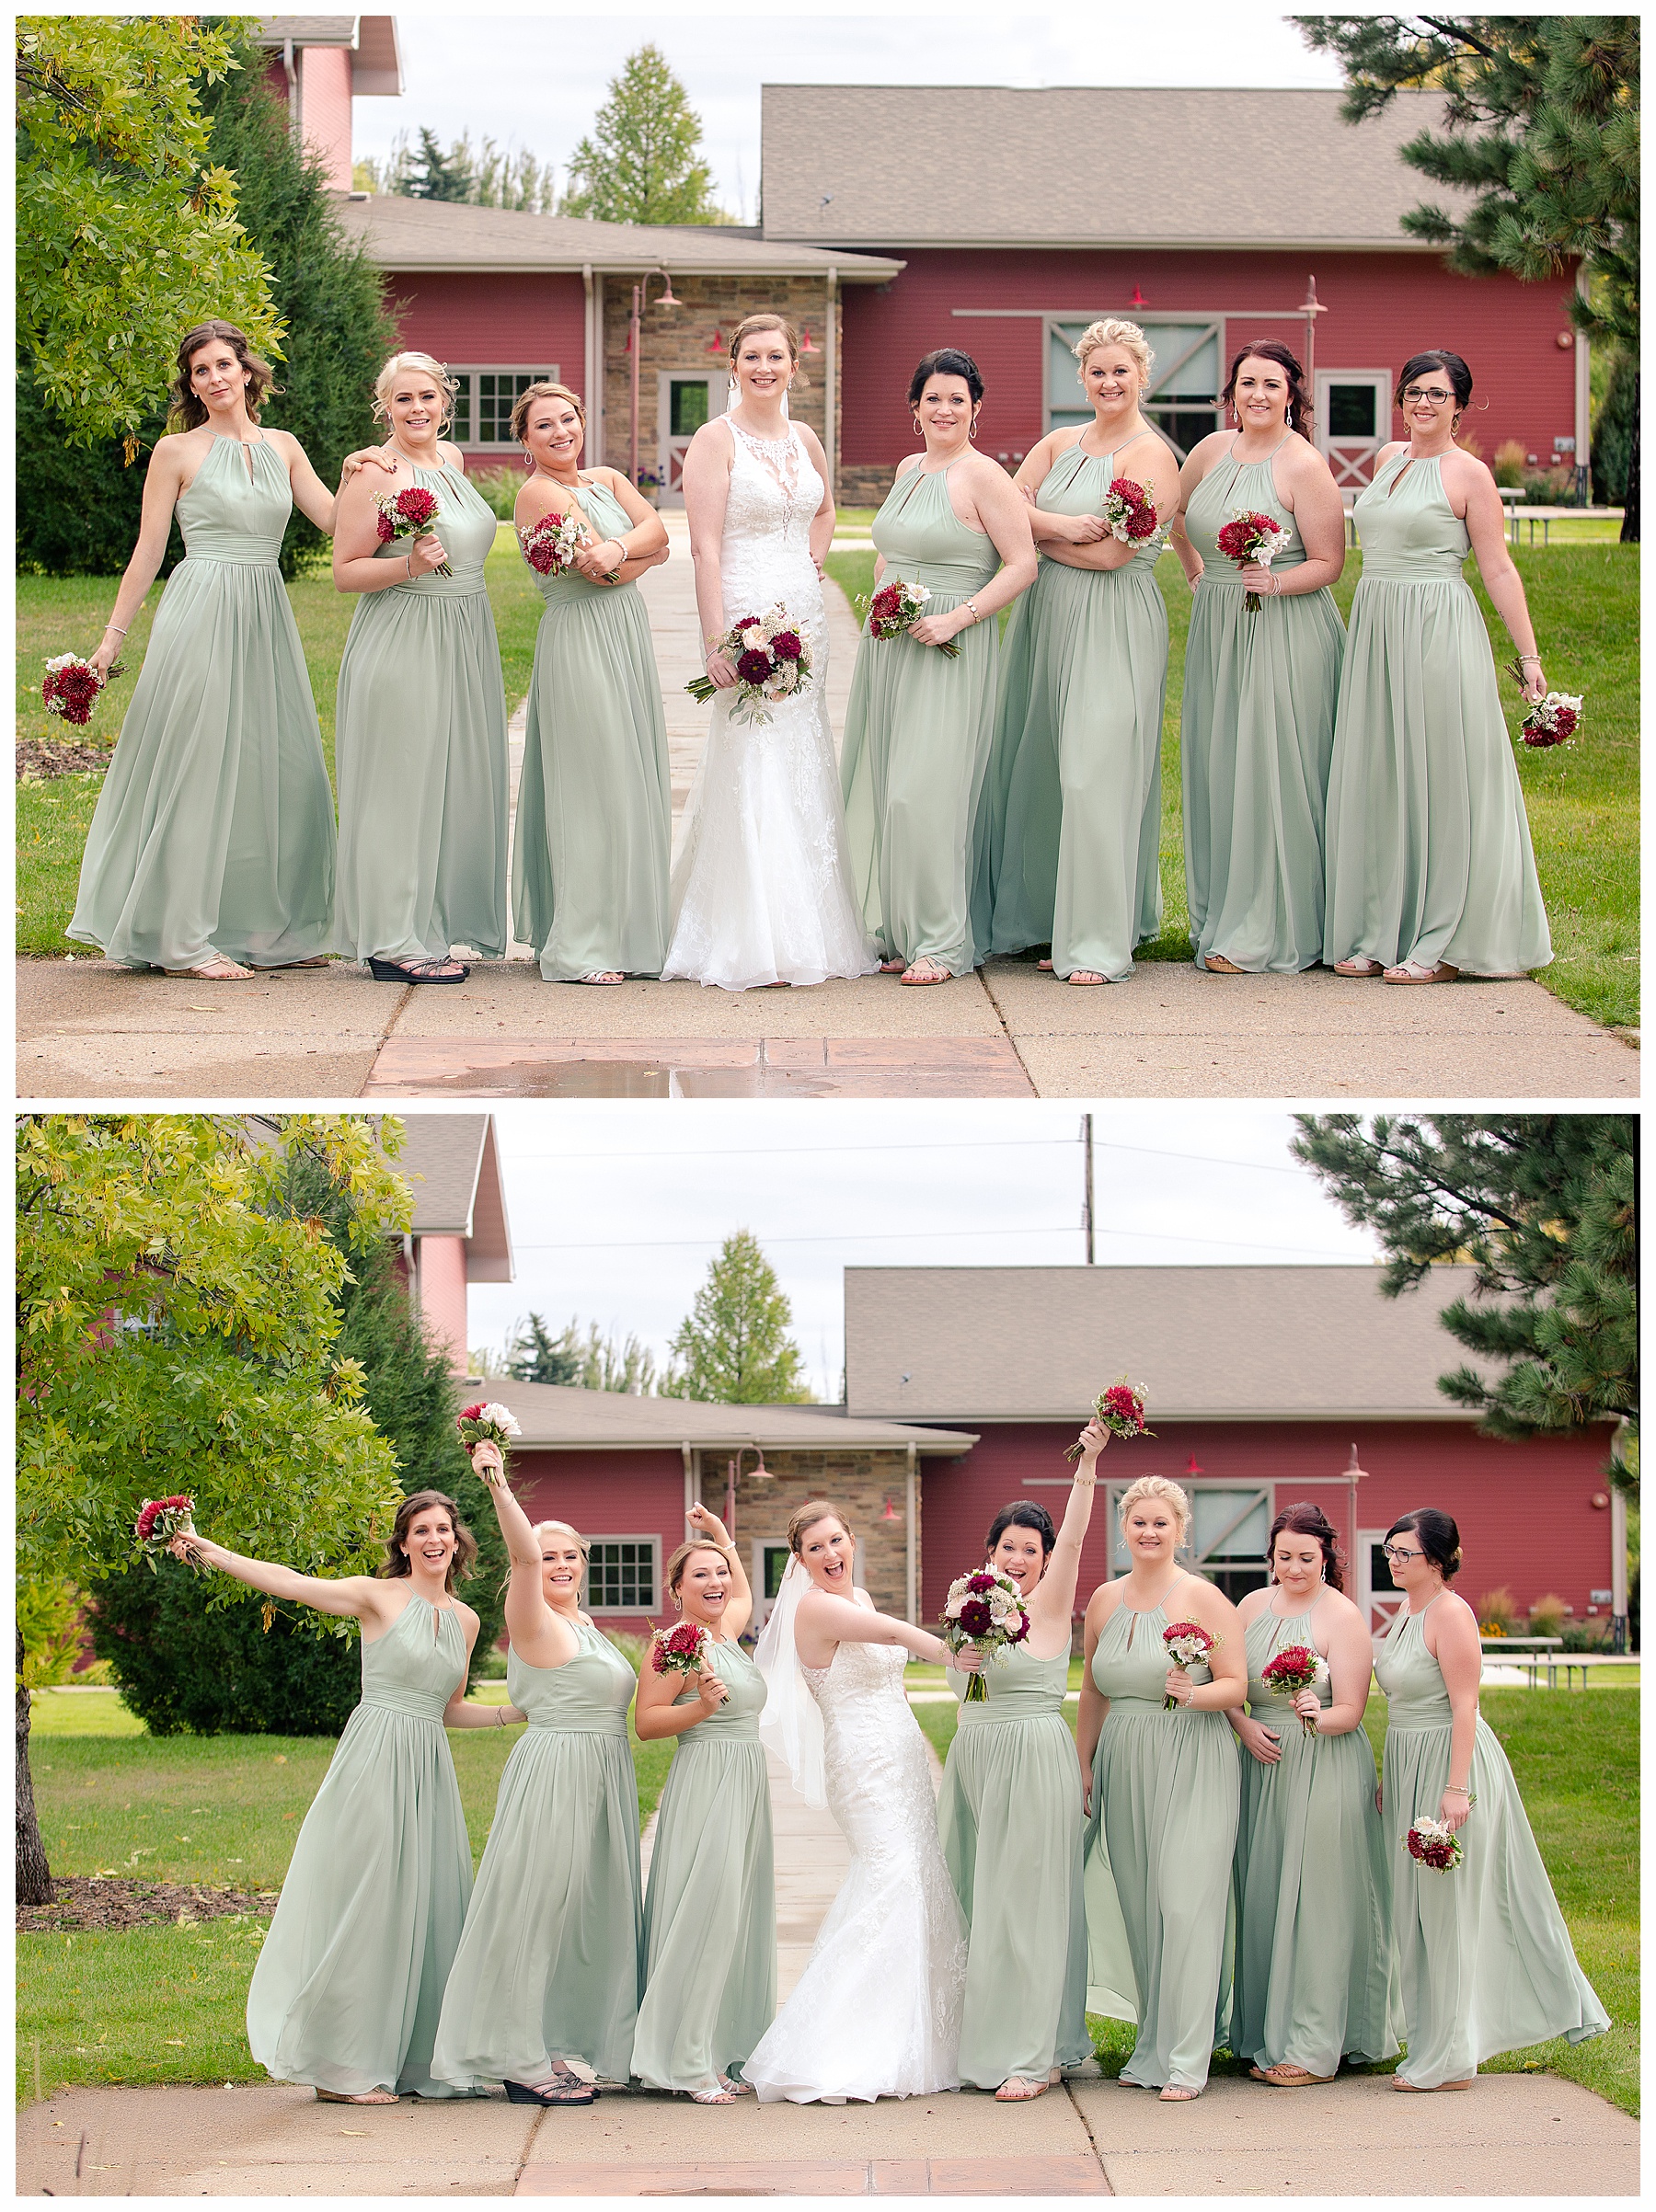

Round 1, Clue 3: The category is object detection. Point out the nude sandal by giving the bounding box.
[1383,959,1458,985]
[1331,956,1384,978]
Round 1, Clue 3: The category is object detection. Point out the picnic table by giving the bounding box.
[1479,1636,1639,1688]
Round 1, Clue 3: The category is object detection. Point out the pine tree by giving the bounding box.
[507,1312,661,1394]
[508,1311,581,1386]
[562,44,727,225]
[662,1232,812,1404]
[404,122,475,201]
[1290,1115,1637,1462]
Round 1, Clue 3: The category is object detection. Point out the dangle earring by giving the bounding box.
[968,416,979,441]
[913,415,925,439]
[726,372,740,413]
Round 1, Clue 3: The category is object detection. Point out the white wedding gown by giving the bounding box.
[661,422,878,990]
[744,1636,968,2103]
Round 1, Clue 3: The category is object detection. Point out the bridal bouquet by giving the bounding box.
[1102,476,1169,554]
[867,578,960,657]
[41,654,122,726]
[1505,659,1583,748]
[1064,1379,1154,1459]
[374,485,452,576]
[1162,1619,1218,1709]
[941,1565,1030,1701]
[1404,1814,1464,1873]
[685,604,813,726]
[518,509,590,577]
[1259,1643,1331,1736]
[1214,509,1289,613]
[650,1620,709,1679]
[456,1400,520,1481]
[135,1494,198,1569]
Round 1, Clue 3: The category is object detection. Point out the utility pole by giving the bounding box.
[1081,1114,1094,1265]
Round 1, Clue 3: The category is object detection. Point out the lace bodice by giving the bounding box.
[719,422,824,628]
[802,1635,910,1719]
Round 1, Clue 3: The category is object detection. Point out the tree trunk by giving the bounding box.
[1620,401,1639,544]
[16,1624,53,1907]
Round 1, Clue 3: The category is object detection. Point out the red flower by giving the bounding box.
[459,1402,486,1423]
[1102,1386,1143,1422]
[869,584,902,622]
[958,1598,993,1638]
[135,1495,192,1543]
[736,648,774,684]
[1123,506,1159,541]
[771,630,802,660]
[964,1571,997,1593]
[651,1620,707,1673]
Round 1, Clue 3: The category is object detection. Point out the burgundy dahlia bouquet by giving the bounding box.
[456,1400,520,1483]
[1404,1814,1463,1873]
[41,654,122,727]
[1101,476,1169,554]
[518,509,591,578]
[685,604,814,726]
[867,578,960,657]
[1064,1379,1154,1460]
[650,1619,709,1679]
[374,485,452,577]
[1214,509,1289,614]
[1506,659,1583,748]
[135,1494,197,1570]
[1162,1619,1218,1710]
[941,1564,1030,1701]
[1259,1642,1330,1736]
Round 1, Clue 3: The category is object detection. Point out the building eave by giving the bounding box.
[771,235,1452,256]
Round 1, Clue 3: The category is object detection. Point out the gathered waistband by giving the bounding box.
[381,576,489,602]
[357,1691,448,1724]
[522,1712,631,1738]
[178,549,283,571]
[1356,559,1467,584]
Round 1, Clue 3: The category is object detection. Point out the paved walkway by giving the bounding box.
[16,513,1636,1101]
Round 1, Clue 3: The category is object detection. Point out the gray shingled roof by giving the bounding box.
[485,1380,977,1454]
[393,1115,512,1281]
[844,1266,1514,1422]
[760,86,1470,248]
[335,193,903,280]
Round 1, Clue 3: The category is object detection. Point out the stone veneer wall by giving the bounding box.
[715,1446,921,1622]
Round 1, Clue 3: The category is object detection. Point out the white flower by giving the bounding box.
[476,1402,521,1438]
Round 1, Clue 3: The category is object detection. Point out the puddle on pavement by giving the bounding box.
[383,1058,845,1099]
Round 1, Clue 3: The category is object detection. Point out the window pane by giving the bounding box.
[1192,1487,1270,1563]
[671,380,710,436]
[1146,405,1220,461]
[588,1540,656,1610]
[451,375,471,445]
[763,1546,792,1600]
[475,370,556,445]
[1370,1542,1398,1595]
[1328,384,1379,438]
[1140,322,1217,401]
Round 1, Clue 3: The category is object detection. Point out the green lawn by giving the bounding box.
[16,536,546,957]
[822,543,1638,1031]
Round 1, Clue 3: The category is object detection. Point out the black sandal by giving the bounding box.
[366,956,469,985]
[504,2076,597,2106]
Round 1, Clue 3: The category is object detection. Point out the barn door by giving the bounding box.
[657,374,721,505]
[1106,1482,1271,1604]
[1357,1529,1406,1645]
[1316,370,1391,487]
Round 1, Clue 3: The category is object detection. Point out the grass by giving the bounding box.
[15,534,546,957]
[822,542,1638,1031]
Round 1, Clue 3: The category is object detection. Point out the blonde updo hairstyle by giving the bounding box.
[665,1538,730,1606]
[1116,1474,1191,1549]
[510,380,586,446]
[373,350,459,430]
[729,313,810,391]
[1073,318,1156,393]
[787,1497,852,1554]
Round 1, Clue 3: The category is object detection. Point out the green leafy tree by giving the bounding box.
[663,1232,812,1404]
[16,1116,409,1903]
[16,15,281,452]
[1290,1114,1637,1456]
[562,44,728,224]
[1293,16,1640,535]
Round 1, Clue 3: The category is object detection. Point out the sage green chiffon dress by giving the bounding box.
[841,464,1002,974]
[1082,1592,1238,2091]
[978,442,1167,980]
[634,1639,776,2093]
[432,1622,642,2090]
[334,461,509,963]
[67,434,336,970]
[512,479,673,980]
[1323,453,1551,975]
[937,1647,1090,2089]
[1230,1604,1397,2079]
[1180,448,1345,972]
[246,1596,475,2098]
[1374,1599,1607,2088]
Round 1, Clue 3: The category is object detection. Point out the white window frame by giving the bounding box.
[449,364,561,450]
[1315,369,1393,488]
[584,1534,661,1615]
[1357,1528,1407,1646]
[750,1540,793,1633]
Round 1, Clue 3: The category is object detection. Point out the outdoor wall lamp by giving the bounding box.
[629,269,680,490]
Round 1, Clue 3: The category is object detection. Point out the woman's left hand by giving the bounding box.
[909,612,964,649]
[953,1646,985,1673]
[1163,1666,1194,1707]
[685,1502,730,1545]
[339,446,397,483]
[1291,1686,1323,1727]
[1238,562,1281,594]
[1439,1789,1471,1832]
[573,538,623,580]
[1519,659,1547,702]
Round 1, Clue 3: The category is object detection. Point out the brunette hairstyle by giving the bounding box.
[1222,338,1312,437]
[665,1537,729,1601]
[1116,1475,1191,1545]
[380,1490,476,1590]
[787,1497,852,1554]
[1395,350,1474,414]
[729,313,809,389]
[1267,1501,1344,1592]
[985,1499,1056,1561]
[907,348,984,409]
[170,320,280,429]
[1386,1507,1463,1582]
[372,350,459,430]
[511,379,585,445]
[1072,317,1155,387]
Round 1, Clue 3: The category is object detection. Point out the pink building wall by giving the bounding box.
[513,1449,689,1636]
[300,45,353,189]
[387,274,591,469]
[415,1235,470,1378]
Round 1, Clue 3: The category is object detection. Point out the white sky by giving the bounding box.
[459,1102,1381,1401]
[358,6,1344,222]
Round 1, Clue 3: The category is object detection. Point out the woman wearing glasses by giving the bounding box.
[1323,350,1553,984]
[1373,1508,1606,2090]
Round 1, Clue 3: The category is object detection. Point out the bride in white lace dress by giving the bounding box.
[662,315,878,990]
[745,1502,967,2103]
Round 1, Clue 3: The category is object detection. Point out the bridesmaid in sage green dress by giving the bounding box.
[1226,1504,1398,2086]
[510,382,673,983]
[1173,343,1347,973]
[841,350,1036,982]
[1324,350,1553,984]
[937,1427,1103,2098]
[634,1511,775,2099]
[1077,1476,1245,2099]
[978,319,1180,984]
[433,1445,642,2103]
[170,1491,521,2101]
[71,319,371,980]
[1374,1508,1607,2092]
[333,352,510,981]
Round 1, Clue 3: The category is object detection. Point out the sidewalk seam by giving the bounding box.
[358,981,416,1096]
[975,966,1039,1095]
[1063,2080,1114,2196]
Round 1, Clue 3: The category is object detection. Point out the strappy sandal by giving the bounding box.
[1037,957,1054,970]
[1158,2084,1202,2102]
[269,956,331,969]
[164,957,253,981]
[504,2076,597,2106]
[1067,970,1107,987]
[316,2086,398,2104]
[1332,956,1385,978]
[689,2084,737,2103]
[1392,2073,1471,2092]
[1383,959,1458,985]
[365,956,469,984]
[719,2075,754,2097]
[995,2077,1049,2101]
[1250,2063,1335,2086]
[579,970,626,986]
[900,957,950,986]
[1202,953,1245,975]
[880,957,908,973]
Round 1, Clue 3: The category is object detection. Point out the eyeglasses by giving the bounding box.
[1401,386,1454,407]
[1382,1542,1423,1563]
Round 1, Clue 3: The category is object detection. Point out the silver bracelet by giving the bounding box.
[104,623,128,637]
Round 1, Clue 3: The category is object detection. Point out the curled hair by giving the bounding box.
[1386,1507,1462,1582]
[380,1490,477,1591]
[373,350,459,430]
[1395,350,1473,414]
[170,320,279,430]
[1223,338,1312,438]
[908,348,984,409]
[511,379,585,445]
[665,1538,730,1601]
[986,1499,1055,1561]
[787,1497,852,1554]
[730,313,809,391]
[1116,1475,1191,1546]
[1073,318,1154,388]
[1267,1502,1343,1592]
[531,1518,590,1562]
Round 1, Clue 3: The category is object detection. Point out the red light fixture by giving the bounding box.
[799,324,821,355]
[1186,1453,1203,1476]
[705,327,726,356]
[1128,285,1147,309]
[881,1495,901,1521]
